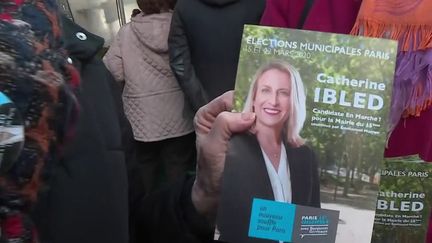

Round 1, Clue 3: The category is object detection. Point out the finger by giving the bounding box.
[195,91,234,133]
[209,112,256,142]
[199,91,234,118]
[194,111,213,134]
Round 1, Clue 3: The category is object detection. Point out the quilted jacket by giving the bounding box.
[103,12,194,142]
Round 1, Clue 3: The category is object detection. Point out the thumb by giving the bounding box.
[209,112,255,142]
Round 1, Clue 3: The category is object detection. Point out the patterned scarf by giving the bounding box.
[351,0,432,51]
[0,0,80,242]
[351,0,432,133]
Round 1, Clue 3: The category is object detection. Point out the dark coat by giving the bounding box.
[168,0,266,111]
[134,175,216,243]
[32,16,134,243]
[217,133,320,243]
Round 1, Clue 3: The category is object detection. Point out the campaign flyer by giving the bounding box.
[372,157,432,243]
[215,25,397,243]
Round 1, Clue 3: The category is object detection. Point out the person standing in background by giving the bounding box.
[0,0,80,241]
[32,14,134,243]
[349,0,432,241]
[168,0,266,112]
[103,0,196,209]
[260,0,361,34]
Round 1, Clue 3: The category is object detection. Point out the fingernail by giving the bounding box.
[241,112,255,121]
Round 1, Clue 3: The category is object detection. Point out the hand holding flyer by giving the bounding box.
[192,91,256,220]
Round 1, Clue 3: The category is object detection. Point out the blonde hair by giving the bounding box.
[242,60,307,147]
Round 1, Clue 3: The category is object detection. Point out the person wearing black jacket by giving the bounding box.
[168,0,266,112]
[1,1,257,242]
[32,16,134,243]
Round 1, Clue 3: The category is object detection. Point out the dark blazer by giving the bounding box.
[217,133,320,243]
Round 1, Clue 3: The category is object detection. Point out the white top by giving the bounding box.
[261,143,292,203]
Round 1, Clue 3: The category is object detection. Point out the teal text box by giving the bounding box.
[248,198,296,242]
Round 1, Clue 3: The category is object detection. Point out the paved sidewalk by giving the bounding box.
[322,203,376,243]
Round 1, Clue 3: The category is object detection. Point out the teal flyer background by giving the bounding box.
[249,198,296,242]
[0,92,11,105]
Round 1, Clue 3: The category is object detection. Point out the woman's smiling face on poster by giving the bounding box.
[253,68,292,131]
